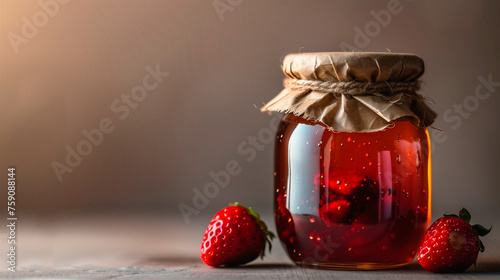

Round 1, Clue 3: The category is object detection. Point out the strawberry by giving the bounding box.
[275,192,296,244]
[417,208,491,273]
[328,173,366,196]
[200,203,275,267]
[389,209,416,245]
[316,170,378,225]
[314,171,365,196]
[319,200,352,225]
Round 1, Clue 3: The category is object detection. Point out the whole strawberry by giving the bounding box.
[417,208,491,273]
[200,203,275,267]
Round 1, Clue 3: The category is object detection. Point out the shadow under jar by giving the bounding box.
[261,52,437,270]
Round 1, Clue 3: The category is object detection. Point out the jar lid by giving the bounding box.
[283,52,424,82]
[261,52,436,132]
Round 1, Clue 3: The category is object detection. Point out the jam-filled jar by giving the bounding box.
[261,52,436,270]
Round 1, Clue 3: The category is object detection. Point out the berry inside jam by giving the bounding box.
[274,114,431,269]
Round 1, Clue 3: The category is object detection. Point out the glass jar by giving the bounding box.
[262,52,436,270]
[274,114,431,269]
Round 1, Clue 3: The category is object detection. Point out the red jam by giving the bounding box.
[274,114,431,269]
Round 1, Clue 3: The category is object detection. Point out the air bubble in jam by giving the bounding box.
[396,154,402,163]
[274,114,430,268]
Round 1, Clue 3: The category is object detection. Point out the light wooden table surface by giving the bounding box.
[1,210,499,279]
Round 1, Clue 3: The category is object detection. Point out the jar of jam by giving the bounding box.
[261,52,437,270]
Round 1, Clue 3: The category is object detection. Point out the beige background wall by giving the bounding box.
[0,1,499,226]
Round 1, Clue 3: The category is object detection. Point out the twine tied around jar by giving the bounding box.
[283,78,422,101]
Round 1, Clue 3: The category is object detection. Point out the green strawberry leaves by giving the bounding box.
[473,224,491,254]
[458,208,471,223]
[472,224,492,237]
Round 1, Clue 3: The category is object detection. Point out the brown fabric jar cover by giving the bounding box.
[261,52,437,132]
